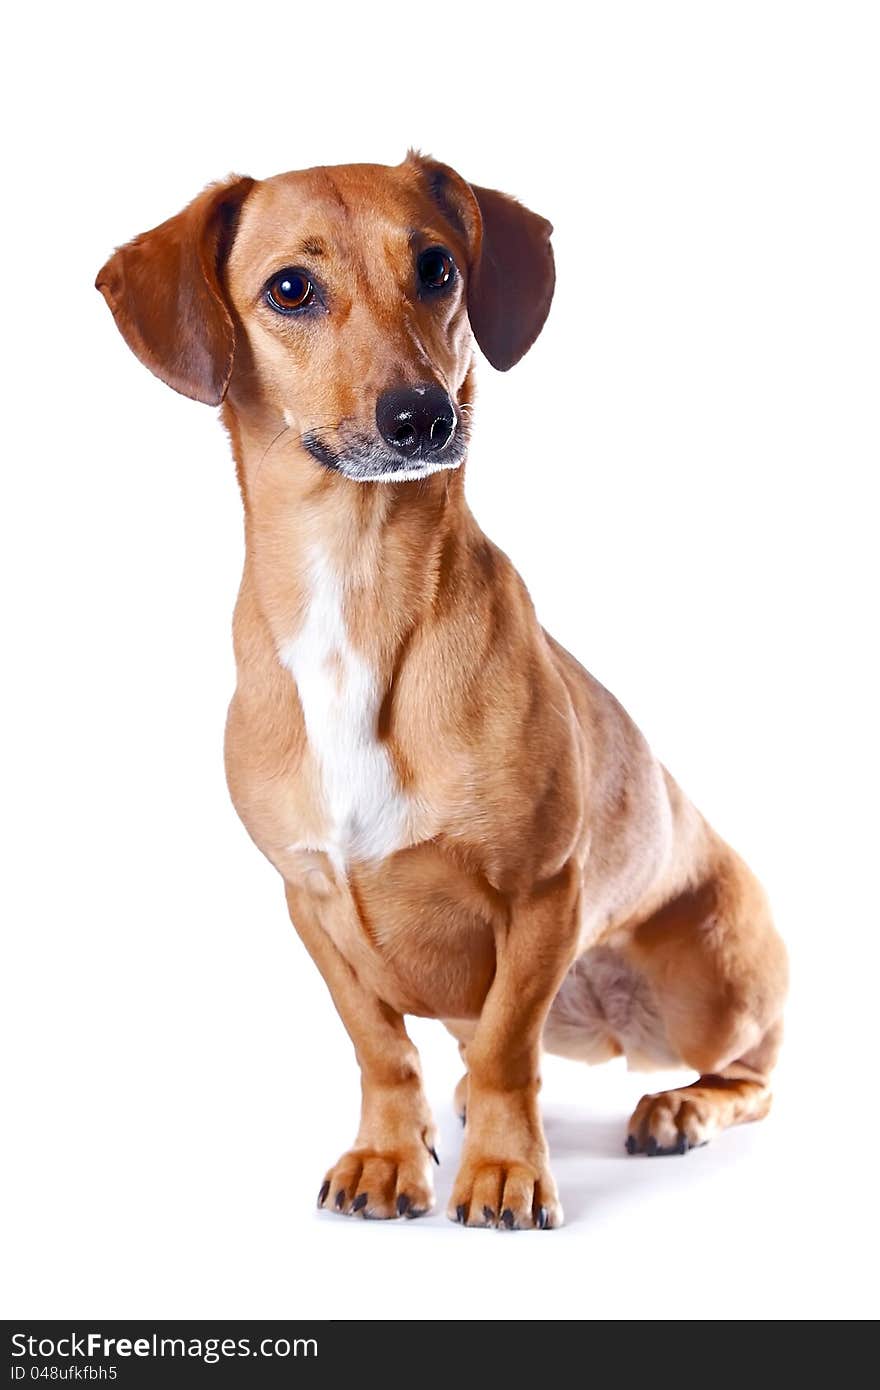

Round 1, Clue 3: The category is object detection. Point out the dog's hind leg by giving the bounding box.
[623,853,788,1156]
[626,1021,782,1154]
[453,1041,470,1124]
[441,1025,475,1124]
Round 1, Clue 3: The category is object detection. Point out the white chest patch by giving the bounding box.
[278,548,413,868]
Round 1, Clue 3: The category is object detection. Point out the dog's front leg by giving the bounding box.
[283,874,437,1220]
[449,865,581,1230]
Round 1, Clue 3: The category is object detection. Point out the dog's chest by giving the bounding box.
[278,549,413,866]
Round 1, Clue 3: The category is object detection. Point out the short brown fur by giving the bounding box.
[96,155,788,1228]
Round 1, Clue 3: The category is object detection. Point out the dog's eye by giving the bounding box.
[418,247,455,290]
[266,269,315,313]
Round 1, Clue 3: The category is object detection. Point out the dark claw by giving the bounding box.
[625,1134,638,1155]
[406,1206,426,1219]
[482,1205,495,1224]
[501,1209,515,1229]
[396,1193,411,1216]
[536,1206,549,1230]
[645,1136,659,1157]
[455,1204,467,1224]
[334,1188,346,1210]
[317,1180,330,1208]
[429,1146,440,1166]
[676,1132,689,1155]
[351,1192,368,1212]
[459,1110,467,1127]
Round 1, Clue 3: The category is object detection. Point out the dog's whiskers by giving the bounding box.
[252,416,342,486]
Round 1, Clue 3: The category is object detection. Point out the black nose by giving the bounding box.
[376,385,456,457]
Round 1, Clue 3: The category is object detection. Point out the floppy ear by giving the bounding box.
[466,183,555,371]
[408,154,555,371]
[95,175,255,406]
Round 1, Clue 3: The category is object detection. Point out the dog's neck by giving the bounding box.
[223,402,475,665]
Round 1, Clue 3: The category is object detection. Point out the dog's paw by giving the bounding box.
[626,1089,716,1155]
[317,1145,436,1220]
[447,1158,562,1230]
[453,1071,469,1125]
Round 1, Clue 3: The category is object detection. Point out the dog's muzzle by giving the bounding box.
[302,384,465,483]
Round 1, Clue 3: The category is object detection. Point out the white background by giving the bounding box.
[3,1,878,1321]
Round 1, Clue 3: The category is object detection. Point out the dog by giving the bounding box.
[96,153,788,1229]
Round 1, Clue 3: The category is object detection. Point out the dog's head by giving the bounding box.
[96,154,555,483]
